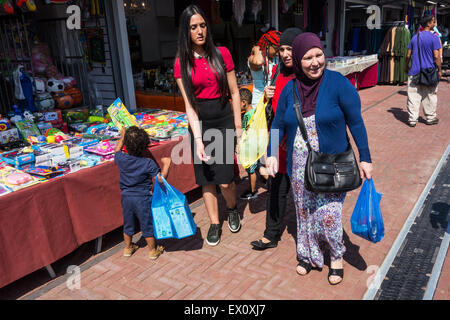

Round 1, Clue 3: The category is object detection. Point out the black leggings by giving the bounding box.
[263,172,291,242]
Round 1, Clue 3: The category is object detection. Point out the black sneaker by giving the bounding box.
[206,224,221,246]
[425,118,439,125]
[239,190,258,200]
[226,207,241,233]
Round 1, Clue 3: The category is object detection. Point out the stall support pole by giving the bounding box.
[95,236,103,254]
[340,0,346,56]
[45,265,56,279]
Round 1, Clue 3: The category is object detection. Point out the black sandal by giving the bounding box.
[296,260,312,276]
[328,268,344,285]
[250,239,277,250]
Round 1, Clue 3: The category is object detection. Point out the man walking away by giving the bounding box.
[405,15,442,127]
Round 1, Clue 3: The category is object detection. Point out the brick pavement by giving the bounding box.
[2,80,449,300]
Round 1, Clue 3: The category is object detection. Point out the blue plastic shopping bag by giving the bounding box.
[151,177,176,240]
[158,176,197,239]
[350,178,384,243]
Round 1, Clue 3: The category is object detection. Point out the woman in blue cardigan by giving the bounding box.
[266,33,373,285]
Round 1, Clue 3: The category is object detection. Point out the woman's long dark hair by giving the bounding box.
[176,5,229,113]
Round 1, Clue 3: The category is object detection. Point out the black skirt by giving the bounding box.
[189,98,236,185]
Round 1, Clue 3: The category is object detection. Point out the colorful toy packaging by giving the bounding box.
[24,166,66,178]
[0,166,40,191]
[14,120,41,140]
[61,107,89,124]
[107,98,139,131]
[0,150,35,169]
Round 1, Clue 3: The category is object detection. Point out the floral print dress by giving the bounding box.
[291,115,346,268]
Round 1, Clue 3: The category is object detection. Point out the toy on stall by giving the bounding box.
[107,98,139,131]
[0,149,35,168]
[0,116,11,131]
[15,120,41,140]
[53,92,74,109]
[14,66,37,112]
[0,140,29,152]
[33,77,46,93]
[9,105,23,124]
[32,42,63,79]
[46,78,65,93]
[34,92,55,111]
[96,141,114,153]
[77,153,102,167]
[0,166,40,191]
[24,166,65,178]
[85,123,109,135]
[44,128,67,141]
[64,86,83,106]
[68,122,89,133]
[27,136,39,144]
[15,0,36,11]
[6,172,32,185]
[0,0,15,15]
[88,115,107,123]
[62,107,89,124]
[23,110,35,122]
[85,141,115,157]
[0,128,21,145]
[35,122,53,133]
[41,111,60,122]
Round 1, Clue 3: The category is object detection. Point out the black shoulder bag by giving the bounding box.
[412,32,439,87]
[292,83,362,193]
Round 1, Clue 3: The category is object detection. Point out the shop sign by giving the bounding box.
[66,5,81,30]
[366,5,381,30]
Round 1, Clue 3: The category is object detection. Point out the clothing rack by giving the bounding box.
[350,21,406,28]
[381,21,406,27]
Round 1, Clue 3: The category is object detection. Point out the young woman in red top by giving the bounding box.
[174,5,242,246]
[250,28,303,250]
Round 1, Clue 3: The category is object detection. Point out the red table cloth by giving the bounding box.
[0,136,197,288]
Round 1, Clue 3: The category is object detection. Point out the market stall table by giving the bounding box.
[0,136,197,289]
[327,57,379,90]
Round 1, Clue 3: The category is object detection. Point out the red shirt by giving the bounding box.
[270,64,295,174]
[174,47,234,99]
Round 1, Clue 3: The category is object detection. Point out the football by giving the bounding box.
[46,78,65,93]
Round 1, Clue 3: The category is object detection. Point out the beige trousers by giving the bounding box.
[406,75,438,123]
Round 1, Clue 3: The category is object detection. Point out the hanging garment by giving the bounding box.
[251,0,262,22]
[394,26,411,83]
[321,3,327,40]
[379,27,394,83]
[303,0,308,29]
[211,0,221,24]
[233,0,246,26]
[220,0,233,22]
[13,65,25,100]
[352,28,360,53]
[389,27,397,84]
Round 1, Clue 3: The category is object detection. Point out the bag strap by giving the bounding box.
[292,80,352,153]
[417,31,422,69]
[270,63,281,86]
[215,47,231,97]
[292,80,312,152]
